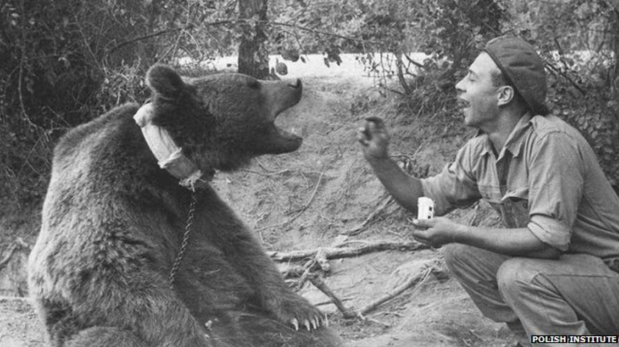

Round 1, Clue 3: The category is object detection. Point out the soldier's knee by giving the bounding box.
[442,243,478,274]
[497,258,539,301]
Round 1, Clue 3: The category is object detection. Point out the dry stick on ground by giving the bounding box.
[280,263,307,279]
[315,248,330,271]
[268,240,431,262]
[277,240,432,289]
[308,261,444,319]
[308,274,358,319]
[293,256,320,289]
[358,262,441,317]
[242,168,291,177]
[281,248,331,288]
[279,251,328,283]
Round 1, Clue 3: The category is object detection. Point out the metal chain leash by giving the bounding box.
[169,191,198,288]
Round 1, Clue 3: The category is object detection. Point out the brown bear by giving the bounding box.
[27,64,342,347]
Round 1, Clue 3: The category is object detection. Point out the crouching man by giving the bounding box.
[357,35,619,346]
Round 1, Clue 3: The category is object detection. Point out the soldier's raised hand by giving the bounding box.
[357,117,390,162]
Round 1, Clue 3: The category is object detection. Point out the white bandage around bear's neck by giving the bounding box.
[134,103,206,190]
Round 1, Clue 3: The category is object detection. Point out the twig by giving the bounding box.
[341,196,394,236]
[308,274,357,319]
[242,168,291,177]
[545,61,586,96]
[107,25,194,55]
[14,238,29,249]
[308,261,443,320]
[279,263,307,279]
[280,247,331,285]
[255,158,283,173]
[17,39,36,129]
[315,297,352,307]
[404,53,425,69]
[315,248,330,271]
[266,20,381,45]
[293,255,323,288]
[382,86,406,96]
[0,245,18,271]
[365,317,391,327]
[108,19,381,57]
[358,262,440,317]
[268,240,430,262]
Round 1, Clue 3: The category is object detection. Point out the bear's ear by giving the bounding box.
[146,64,186,99]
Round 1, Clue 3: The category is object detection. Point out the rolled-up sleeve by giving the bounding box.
[528,216,571,252]
[421,140,483,216]
[526,132,584,251]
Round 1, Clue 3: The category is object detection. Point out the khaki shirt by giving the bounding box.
[422,113,619,261]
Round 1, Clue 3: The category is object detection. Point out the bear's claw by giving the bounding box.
[290,316,325,331]
[292,318,299,331]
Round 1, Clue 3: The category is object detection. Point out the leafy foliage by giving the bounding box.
[1,0,618,210]
[500,0,619,186]
[0,0,237,206]
[2,0,141,206]
[267,0,618,186]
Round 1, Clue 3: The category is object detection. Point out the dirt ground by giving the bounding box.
[0,72,518,347]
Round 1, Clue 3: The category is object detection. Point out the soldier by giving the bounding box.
[358,35,619,346]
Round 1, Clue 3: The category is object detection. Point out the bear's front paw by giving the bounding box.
[267,295,327,331]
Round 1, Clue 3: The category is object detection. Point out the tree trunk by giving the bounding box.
[612,5,619,90]
[238,0,270,79]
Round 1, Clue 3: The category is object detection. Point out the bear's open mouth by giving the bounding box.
[268,113,303,154]
[261,78,303,154]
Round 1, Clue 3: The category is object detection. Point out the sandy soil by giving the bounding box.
[0,71,517,347]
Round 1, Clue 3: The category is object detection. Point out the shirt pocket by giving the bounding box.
[488,187,530,228]
[478,183,502,202]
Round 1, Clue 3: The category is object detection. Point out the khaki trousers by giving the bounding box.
[442,244,619,346]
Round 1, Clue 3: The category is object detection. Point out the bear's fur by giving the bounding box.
[28,65,342,347]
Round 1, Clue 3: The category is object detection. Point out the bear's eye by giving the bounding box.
[246,79,260,89]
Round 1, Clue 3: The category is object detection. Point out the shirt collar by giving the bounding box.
[479,112,533,159]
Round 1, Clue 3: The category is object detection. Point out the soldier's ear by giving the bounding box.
[497,85,515,106]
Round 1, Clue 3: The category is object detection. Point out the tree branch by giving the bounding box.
[358,263,440,316]
[107,18,381,58]
[107,24,195,55]
[265,20,380,45]
[268,240,430,262]
[309,274,357,319]
[545,61,586,96]
[307,260,445,319]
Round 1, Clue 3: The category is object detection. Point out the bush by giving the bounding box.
[0,0,185,206]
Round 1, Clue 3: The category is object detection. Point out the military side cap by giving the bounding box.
[484,35,549,115]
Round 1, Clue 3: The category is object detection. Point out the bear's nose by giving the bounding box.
[288,79,302,90]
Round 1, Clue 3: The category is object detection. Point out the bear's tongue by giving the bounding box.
[276,125,302,144]
[276,125,299,138]
[273,115,301,141]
